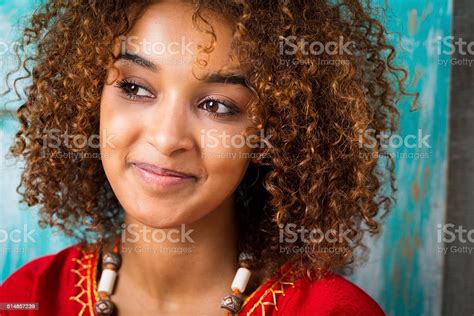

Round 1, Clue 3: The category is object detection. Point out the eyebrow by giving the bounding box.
[204,74,249,88]
[117,52,250,88]
[117,52,158,71]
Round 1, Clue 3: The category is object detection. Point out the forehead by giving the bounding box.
[121,1,239,75]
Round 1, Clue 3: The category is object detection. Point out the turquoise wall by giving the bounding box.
[349,1,451,316]
[0,1,452,316]
[0,0,77,286]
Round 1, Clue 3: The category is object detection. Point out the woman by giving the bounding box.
[0,0,412,315]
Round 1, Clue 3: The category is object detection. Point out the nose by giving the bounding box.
[145,93,194,156]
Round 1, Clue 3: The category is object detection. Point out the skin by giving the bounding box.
[99,1,255,315]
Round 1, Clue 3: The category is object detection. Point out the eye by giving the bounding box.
[115,79,155,100]
[198,98,238,117]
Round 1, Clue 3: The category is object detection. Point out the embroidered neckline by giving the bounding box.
[69,252,96,316]
[243,268,295,316]
[74,249,296,316]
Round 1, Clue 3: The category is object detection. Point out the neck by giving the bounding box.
[117,198,239,301]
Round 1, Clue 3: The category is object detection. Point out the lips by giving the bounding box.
[130,161,197,179]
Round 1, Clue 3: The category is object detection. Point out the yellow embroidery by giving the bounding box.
[241,282,266,309]
[92,251,99,302]
[245,270,295,316]
[69,253,95,316]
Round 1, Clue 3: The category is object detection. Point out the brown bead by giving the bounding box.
[102,252,121,270]
[104,263,118,271]
[239,260,252,269]
[220,294,243,313]
[238,252,253,269]
[94,299,115,315]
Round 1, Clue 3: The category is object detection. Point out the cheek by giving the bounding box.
[99,89,140,179]
[208,157,249,186]
[100,88,139,151]
[199,126,254,162]
[194,154,250,219]
[198,128,253,198]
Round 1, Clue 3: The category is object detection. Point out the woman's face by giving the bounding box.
[99,1,254,228]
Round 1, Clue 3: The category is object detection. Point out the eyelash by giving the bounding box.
[114,79,155,100]
[197,97,239,118]
[114,79,240,118]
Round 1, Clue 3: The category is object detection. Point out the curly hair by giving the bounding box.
[5,0,415,282]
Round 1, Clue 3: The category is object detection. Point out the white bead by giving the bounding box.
[98,269,117,295]
[231,267,251,293]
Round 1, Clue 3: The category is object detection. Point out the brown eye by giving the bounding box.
[199,99,234,115]
[123,83,139,94]
[115,80,155,99]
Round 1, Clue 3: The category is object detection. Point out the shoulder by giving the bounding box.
[285,272,385,315]
[0,244,89,302]
[241,267,384,316]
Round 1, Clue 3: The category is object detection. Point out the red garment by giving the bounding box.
[0,245,385,315]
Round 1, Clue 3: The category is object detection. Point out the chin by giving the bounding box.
[126,202,207,229]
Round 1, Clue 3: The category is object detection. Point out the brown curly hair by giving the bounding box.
[5,0,415,281]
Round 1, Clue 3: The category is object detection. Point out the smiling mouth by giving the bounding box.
[131,162,197,178]
[130,161,198,190]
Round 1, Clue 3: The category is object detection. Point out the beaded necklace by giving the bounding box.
[93,241,253,315]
